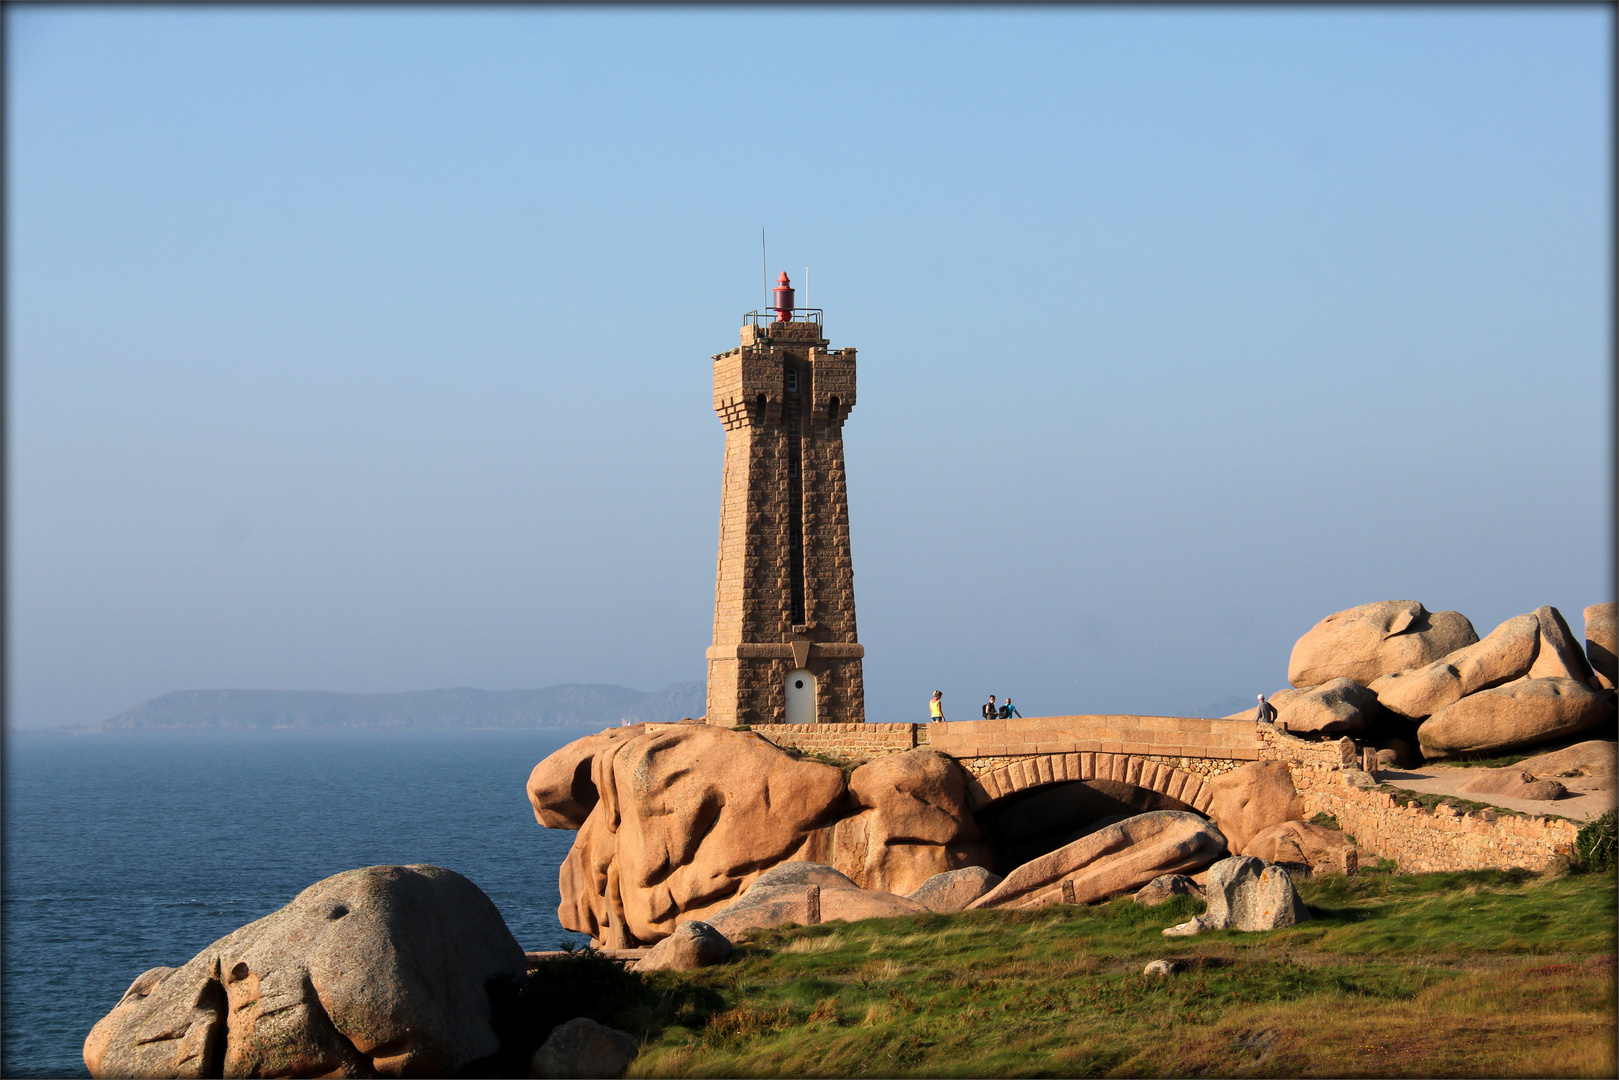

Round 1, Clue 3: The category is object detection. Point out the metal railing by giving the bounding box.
[743,308,824,330]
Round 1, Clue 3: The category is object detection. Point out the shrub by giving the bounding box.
[1574,810,1616,874]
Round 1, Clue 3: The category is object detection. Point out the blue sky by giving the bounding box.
[6,6,1612,728]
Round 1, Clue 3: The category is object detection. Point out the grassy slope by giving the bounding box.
[623,870,1616,1078]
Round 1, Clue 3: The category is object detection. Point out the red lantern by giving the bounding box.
[771,271,795,323]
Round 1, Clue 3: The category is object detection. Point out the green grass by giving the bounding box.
[1370,783,1537,819]
[612,870,1615,1078]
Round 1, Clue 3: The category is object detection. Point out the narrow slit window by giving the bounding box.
[828,396,840,424]
[786,368,799,394]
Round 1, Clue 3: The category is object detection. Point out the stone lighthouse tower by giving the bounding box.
[706,273,864,727]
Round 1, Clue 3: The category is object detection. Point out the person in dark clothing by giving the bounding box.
[982,696,998,720]
[999,698,1021,719]
[1255,693,1278,724]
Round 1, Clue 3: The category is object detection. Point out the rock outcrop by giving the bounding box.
[1513,739,1616,778]
[1133,873,1202,906]
[631,921,733,973]
[1268,678,1380,736]
[1417,678,1615,758]
[1369,607,1605,724]
[540,726,987,946]
[1242,821,1357,876]
[1527,606,1598,686]
[84,865,525,1079]
[1287,601,1478,688]
[1586,603,1617,690]
[814,748,995,895]
[700,862,928,941]
[968,811,1226,911]
[1458,769,1568,802]
[1162,856,1310,936]
[1202,761,1305,856]
[529,1017,638,1080]
[555,725,848,946]
[527,726,649,829]
[1369,613,1540,720]
[905,866,1003,913]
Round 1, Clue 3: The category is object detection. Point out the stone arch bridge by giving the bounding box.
[749,712,1352,811]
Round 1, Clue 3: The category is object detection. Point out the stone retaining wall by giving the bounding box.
[1289,760,1581,873]
[750,722,919,758]
[1257,724,1356,768]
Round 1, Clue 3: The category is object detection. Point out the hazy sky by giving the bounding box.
[6,6,1612,729]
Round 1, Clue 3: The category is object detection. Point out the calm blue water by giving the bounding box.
[1,728,595,1079]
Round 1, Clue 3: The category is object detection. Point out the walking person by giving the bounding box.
[982,695,998,720]
[1255,693,1278,724]
[999,697,1021,719]
[929,690,945,723]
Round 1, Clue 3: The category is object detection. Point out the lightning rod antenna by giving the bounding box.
[761,228,767,311]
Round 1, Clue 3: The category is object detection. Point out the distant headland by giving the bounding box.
[77,681,706,733]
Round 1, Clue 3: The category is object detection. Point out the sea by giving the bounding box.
[1,727,596,1079]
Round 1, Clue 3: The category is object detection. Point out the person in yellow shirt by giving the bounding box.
[929,690,945,722]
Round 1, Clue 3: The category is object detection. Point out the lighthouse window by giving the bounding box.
[786,368,799,394]
[828,396,840,424]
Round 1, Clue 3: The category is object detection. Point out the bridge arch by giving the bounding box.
[967,752,1215,815]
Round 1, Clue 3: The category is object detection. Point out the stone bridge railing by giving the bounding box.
[923,714,1264,766]
[750,713,1309,765]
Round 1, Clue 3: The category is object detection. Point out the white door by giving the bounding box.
[785,669,817,725]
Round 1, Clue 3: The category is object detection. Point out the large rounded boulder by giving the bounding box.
[1202,760,1305,856]
[1417,678,1616,759]
[1527,606,1598,685]
[968,811,1226,911]
[83,865,526,1079]
[1585,603,1617,690]
[700,862,928,941]
[1369,613,1539,720]
[1268,678,1381,736]
[1163,855,1310,936]
[1244,820,1357,876]
[906,866,1003,913]
[811,748,994,895]
[1288,601,1477,688]
[1513,739,1616,778]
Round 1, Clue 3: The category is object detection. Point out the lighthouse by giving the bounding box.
[705,275,865,726]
